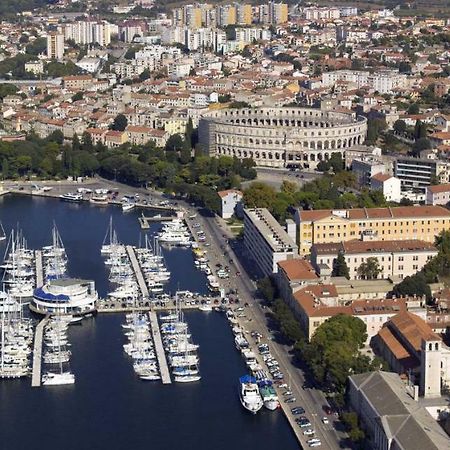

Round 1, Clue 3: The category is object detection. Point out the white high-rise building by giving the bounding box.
[64,21,111,46]
[47,32,64,60]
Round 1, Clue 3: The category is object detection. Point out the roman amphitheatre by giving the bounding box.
[198,107,368,169]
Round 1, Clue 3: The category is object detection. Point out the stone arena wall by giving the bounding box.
[198,107,368,169]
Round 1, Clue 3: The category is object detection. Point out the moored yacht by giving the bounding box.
[258,380,280,411]
[239,375,263,414]
[59,192,83,202]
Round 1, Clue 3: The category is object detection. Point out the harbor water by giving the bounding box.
[0,195,299,450]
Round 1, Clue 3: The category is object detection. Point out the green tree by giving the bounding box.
[414,120,427,139]
[185,117,193,148]
[72,133,81,152]
[304,315,371,392]
[26,37,46,56]
[412,137,431,156]
[257,276,276,303]
[47,129,64,145]
[243,182,277,209]
[71,91,83,102]
[392,273,431,300]
[332,252,350,279]
[357,257,381,280]
[0,83,18,100]
[81,132,93,152]
[138,68,151,81]
[393,119,406,134]
[111,114,128,132]
[408,103,420,114]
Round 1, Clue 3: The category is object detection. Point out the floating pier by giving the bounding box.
[148,311,171,385]
[31,316,49,387]
[139,215,174,229]
[125,245,149,298]
[35,250,43,287]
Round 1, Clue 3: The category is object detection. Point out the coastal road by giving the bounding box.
[185,210,347,450]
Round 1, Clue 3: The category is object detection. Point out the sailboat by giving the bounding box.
[0,222,6,241]
[42,316,75,386]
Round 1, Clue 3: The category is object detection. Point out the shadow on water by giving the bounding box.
[0,195,299,450]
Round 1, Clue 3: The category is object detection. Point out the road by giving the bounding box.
[185,209,348,450]
[242,167,320,190]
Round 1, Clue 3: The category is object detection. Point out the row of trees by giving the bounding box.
[0,128,257,214]
[243,161,387,223]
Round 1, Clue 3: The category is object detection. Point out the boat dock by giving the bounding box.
[97,301,205,313]
[35,250,43,287]
[125,245,149,298]
[139,215,174,229]
[148,311,171,384]
[31,316,49,387]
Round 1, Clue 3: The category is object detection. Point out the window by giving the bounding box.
[399,265,404,270]
[413,255,418,261]
[398,256,404,262]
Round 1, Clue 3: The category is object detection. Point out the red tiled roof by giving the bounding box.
[371,172,392,182]
[217,189,243,199]
[277,259,319,281]
[298,206,450,222]
[427,183,450,194]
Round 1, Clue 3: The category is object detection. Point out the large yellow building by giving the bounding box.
[295,206,450,256]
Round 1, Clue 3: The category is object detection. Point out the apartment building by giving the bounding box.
[322,70,407,94]
[426,183,450,205]
[63,20,112,47]
[310,239,437,281]
[295,206,450,256]
[47,32,64,61]
[394,157,450,192]
[351,157,389,187]
[63,75,94,91]
[370,173,401,203]
[243,208,298,276]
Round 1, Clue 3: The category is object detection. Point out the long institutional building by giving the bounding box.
[198,107,367,170]
[295,205,450,256]
[243,208,298,276]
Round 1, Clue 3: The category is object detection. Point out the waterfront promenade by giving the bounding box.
[148,311,171,384]
[31,317,49,387]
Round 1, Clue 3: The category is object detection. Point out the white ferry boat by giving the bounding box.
[239,375,263,414]
[30,278,98,316]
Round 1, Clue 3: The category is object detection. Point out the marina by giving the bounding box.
[0,194,299,450]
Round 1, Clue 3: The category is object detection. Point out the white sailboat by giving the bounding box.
[42,316,75,386]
